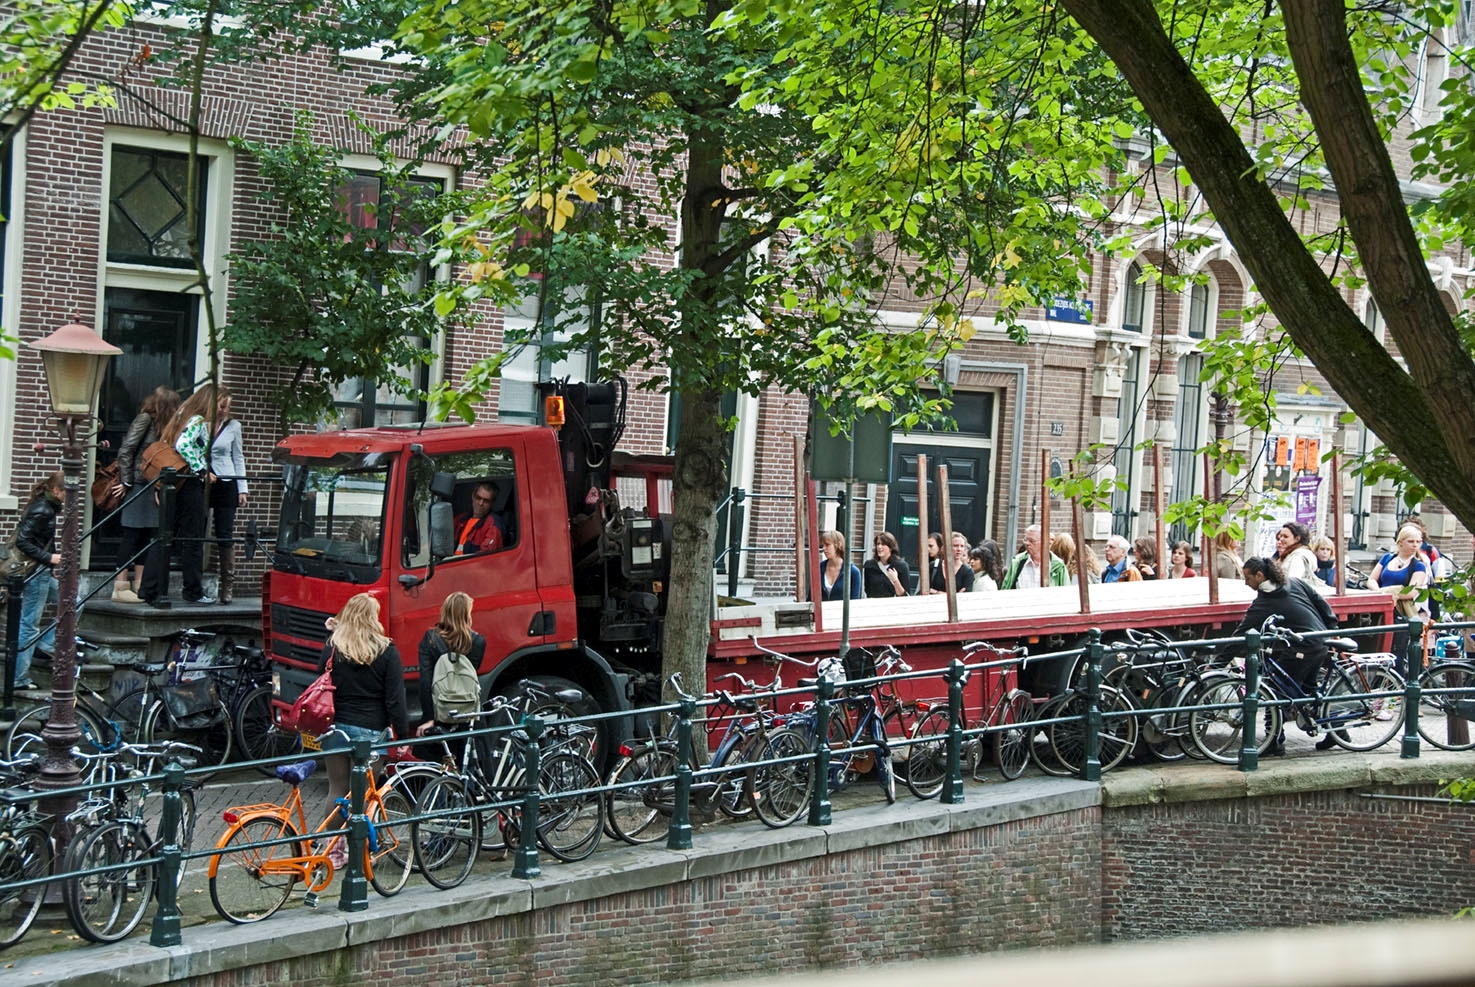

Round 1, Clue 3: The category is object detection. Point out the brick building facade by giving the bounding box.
[2,11,1471,598]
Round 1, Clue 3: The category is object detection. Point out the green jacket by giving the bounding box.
[1002,551,1069,589]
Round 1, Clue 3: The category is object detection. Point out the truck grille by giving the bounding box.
[270,604,331,665]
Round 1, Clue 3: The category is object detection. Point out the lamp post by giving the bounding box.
[26,323,120,845]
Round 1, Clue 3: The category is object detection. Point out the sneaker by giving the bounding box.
[185,594,216,605]
[1315,732,1343,751]
[13,680,36,690]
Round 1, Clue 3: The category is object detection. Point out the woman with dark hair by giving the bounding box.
[113,386,181,604]
[141,385,218,606]
[11,472,63,689]
[1168,540,1197,579]
[414,591,487,762]
[1132,537,1159,580]
[1274,521,1319,584]
[863,532,911,598]
[967,547,999,592]
[1233,556,1341,752]
[976,539,1006,588]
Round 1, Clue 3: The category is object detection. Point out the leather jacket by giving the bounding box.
[116,411,159,487]
[14,495,58,567]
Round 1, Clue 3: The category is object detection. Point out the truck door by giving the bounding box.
[395,441,551,693]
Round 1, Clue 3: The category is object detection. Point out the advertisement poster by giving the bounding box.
[1253,428,1327,559]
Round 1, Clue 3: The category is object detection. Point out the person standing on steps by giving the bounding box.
[141,384,219,607]
[113,386,181,605]
[11,472,63,690]
[207,386,247,604]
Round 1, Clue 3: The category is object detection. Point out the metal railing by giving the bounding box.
[1,616,1471,951]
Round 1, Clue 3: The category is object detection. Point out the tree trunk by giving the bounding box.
[1061,0,1475,527]
[661,95,731,702]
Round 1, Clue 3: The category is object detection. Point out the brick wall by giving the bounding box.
[1101,783,1475,940]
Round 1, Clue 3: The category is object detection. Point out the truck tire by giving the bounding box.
[507,675,608,767]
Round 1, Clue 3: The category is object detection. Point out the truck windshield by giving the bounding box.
[276,457,390,583]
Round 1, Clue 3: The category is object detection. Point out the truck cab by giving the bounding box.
[266,382,667,747]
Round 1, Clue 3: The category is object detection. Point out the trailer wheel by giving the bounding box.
[506,675,608,768]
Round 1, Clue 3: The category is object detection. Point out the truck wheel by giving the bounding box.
[507,676,608,768]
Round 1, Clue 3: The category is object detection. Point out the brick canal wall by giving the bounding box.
[24,754,1475,987]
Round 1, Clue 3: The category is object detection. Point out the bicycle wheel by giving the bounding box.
[234,685,303,772]
[1188,678,1282,764]
[904,707,949,800]
[62,820,155,943]
[993,690,1035,780]
[0,825,50,949]
[747,728,811,829]
[606,744,677,844]
[1048,688,1139,776]
[110,687,154,744]
[6,704,109,761]
[1029,695,1075,777]
[138,787,197,889]
[537,754,603,862]
[209,816,302,923]
[1417,662,1475,751]
[412,775,481,889]
[143,699,233,781]
[713,729,757,820]
[368,787,414,896]
[1323,663,1405,751]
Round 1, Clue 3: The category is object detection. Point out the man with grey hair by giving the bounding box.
[1101,534,1142,583]
[1002,524,1068,589]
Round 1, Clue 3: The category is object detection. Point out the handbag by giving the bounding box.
[91,462,124,513]
[140,439,189,486]
[2,531,37,581]
[282,649,336,735]
[1394,595,1421,619]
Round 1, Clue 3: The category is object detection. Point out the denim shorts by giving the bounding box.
[317,723,389,753]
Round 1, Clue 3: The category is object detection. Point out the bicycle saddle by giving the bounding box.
[119,661,167,676]
[1325,637,1359,653]
[275,760,319,785]
[548,688,584,705]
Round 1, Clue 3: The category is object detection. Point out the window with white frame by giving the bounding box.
[330,167,446,428]
[1122,261,1147,332]
[498,287,596,423]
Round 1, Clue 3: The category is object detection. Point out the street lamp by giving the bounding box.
[26,323,120,840]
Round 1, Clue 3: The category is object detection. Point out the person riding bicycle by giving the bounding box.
[1231,556,1341,751]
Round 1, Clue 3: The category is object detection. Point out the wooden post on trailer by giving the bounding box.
[793,435,807,604]
[938,464,958,622]
[917,454,930,595]
[807,477,823,632]
[1153,442,1166,579]
[1332,450,1346,596]
[1204,450,1220,605]
[1073,497,1090,615]
[1039,448,1051,588]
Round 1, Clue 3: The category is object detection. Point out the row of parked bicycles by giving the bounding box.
[3,619,1472,946]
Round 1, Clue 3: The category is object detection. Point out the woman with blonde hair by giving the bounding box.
[316,593,409,868]
[1050,532,1101,585]
[1213,530,1243,580]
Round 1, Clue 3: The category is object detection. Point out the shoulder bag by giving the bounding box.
[140,439,189,486]
[283,649,336,735]
[91,462,124,513]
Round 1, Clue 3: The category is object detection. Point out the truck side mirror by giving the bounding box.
[429,500,455,560]
[430,471,456,501]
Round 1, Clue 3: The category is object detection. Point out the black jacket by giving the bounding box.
[116,411,160,487]
[14,496,58,567]
[1231,580,1338,658]
[317,641,410,740]
[863,557,912,598]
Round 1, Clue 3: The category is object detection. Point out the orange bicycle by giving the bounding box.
[206,759,413,923]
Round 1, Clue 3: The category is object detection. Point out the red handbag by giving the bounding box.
[283,649,336,735]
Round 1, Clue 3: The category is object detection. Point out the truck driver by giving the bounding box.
[455,481,505,555]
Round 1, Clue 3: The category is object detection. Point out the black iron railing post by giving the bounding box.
[942,659,965,804]
[808,676,834,825]
[1401,618,1424,759]
[1082,631,1103,782]
[667,697,696,849]
[1238,629,1261,772]
[337,739,370,912]
[149,761,188,946]
[511,715,543,880]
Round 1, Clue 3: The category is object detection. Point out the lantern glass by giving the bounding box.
[40,349,111,414]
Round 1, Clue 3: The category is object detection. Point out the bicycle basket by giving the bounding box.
[842,648,877,682]
[162,676,219,722]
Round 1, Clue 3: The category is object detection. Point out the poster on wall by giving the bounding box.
[1252,422,1329,559]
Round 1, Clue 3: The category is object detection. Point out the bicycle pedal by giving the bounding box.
[303,891,320,908]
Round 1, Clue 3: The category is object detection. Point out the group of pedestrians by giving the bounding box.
[110,382,248,608]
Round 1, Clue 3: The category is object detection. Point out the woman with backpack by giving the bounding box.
[414,592,486,761]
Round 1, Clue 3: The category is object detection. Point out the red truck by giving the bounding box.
[265,379,1393,754]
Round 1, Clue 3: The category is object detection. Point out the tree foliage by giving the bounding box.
[224,112,453,429]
